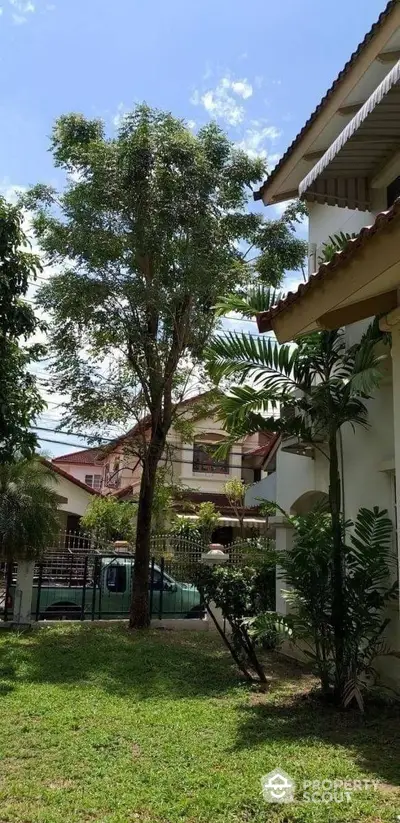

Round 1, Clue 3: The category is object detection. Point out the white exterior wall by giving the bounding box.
[266,198,400,680]
[246,472,276,508]
[49,474,95,517]
[307,200,395,528]
[53,462,102,487]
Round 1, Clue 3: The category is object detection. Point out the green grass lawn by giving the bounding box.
[0,624,399,823]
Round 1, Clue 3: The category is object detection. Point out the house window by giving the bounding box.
[192,442,229,474]
[85,474,102,489]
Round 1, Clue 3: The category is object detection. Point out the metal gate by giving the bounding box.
[1,532,274,623]
[27,531,207,622]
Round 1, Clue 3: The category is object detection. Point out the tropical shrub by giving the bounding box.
[250,507,398,709]
[207,305,388,703]
[0,459,60,561]
[81,495,136,544]
[195,501,220,545]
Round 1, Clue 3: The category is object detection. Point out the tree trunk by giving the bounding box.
[130,433,165,629]
[328,428,345,703]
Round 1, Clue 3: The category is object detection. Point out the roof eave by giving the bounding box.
[254,0,400,206]
[257,201,400,342]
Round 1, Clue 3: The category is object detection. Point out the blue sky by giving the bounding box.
[0,0,387,455]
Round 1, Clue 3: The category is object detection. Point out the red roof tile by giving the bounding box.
[53,448,104,466]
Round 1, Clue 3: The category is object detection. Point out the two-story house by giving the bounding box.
[54,392,269,542]
[247,0,400,682]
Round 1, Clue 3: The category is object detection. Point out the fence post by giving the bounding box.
[35,563,44,622]
[149,557,155,619]
[80,556,89,621]
[13,560,35,626]
[91,556,99,621]
[200,545,229,632]
[3,562,13,623]
[159,556,164,620]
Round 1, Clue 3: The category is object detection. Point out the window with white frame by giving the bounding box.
[85,474,102,489]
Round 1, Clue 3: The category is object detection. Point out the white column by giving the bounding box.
[201,546,229,631]
[273,518,293,616]
[13,560,35,625]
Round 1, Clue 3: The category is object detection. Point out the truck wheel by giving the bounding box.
[186,604,206,619]
[42,603,82,621]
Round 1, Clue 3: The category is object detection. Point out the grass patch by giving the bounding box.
[0,623,399,822]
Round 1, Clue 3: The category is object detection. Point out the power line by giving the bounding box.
[32,424,279,462]
[35,434,271,472]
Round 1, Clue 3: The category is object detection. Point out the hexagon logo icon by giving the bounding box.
[261,768,295,803]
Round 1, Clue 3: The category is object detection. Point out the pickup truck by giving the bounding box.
[5,556,204,621]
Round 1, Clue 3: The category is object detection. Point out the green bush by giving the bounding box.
[196,561,277,684]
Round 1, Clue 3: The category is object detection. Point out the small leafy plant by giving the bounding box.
[196,560,276,684]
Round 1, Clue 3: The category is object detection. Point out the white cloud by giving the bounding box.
[267,151,282,169]
[3,0,54,24]
[230,79,253,99]
[236,122,282,160]
[191,75,254,126]
[9,0,35,23]
[186,119,196,131]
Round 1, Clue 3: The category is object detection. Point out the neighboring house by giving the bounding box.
[249,0,400,683]
[53,447,105,491]
[53,393,270,542]
[42,459,100,534]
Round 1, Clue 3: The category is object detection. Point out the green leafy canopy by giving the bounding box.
[0,196,46,460]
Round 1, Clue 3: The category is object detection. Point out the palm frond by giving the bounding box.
[206,332,302,392]
[0,459,60,560]
[213,285,283,319]
[347,340,386,397]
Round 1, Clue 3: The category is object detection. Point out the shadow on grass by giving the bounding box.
[0,623,241,700]
[2,624,400,790]
[235,689,400,788]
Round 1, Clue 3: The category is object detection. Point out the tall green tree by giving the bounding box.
[206,289,386,703]
[23,106,306,628]
[0,196,45,460]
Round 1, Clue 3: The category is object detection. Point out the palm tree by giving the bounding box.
[0,458,60,562]
[206,286,387,703]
